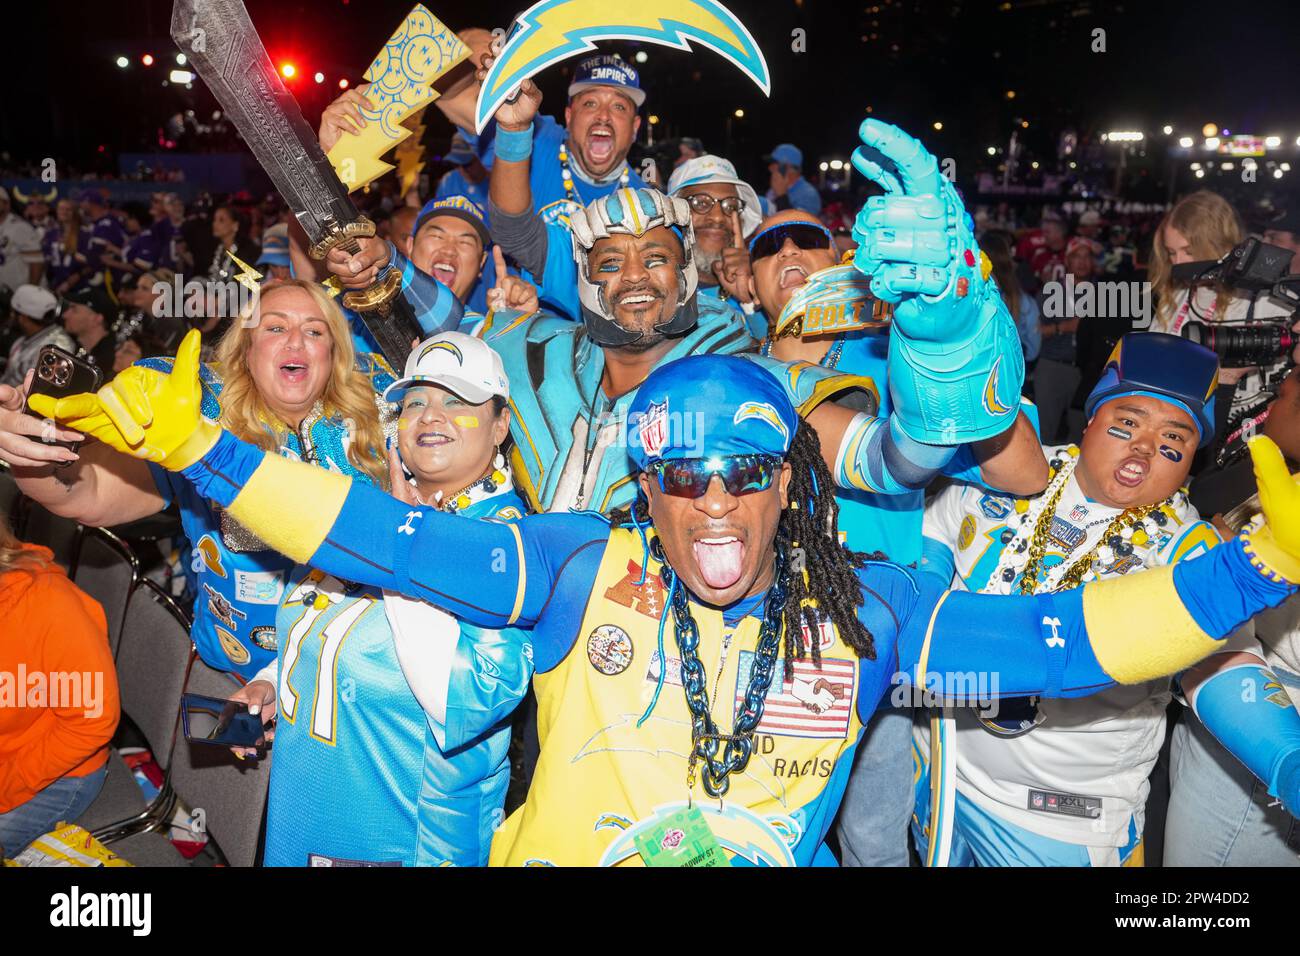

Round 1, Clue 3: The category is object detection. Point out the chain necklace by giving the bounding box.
[559,142,629,209]
[759,334,845,369]
[653,538,790,798]
[573,373,612,511]
[430,461,508,514]
[985,446,1183,595]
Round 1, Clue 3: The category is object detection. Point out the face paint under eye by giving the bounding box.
[1159,445,1184,462]
[453,415,480,429]
[397,418,411,431]
[1107,426,1132,441]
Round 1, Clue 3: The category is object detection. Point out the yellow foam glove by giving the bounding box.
[1241,435,1300,585]
[29,329,219,471]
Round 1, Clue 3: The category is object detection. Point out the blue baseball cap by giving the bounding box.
[764,144,803,168]
[257,223,291,268]
[1084,332,1220,445]
[413,195,490,247]
[568,54,645,109]
[627,355,798,470]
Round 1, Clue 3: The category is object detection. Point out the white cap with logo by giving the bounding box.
[11,284,59,321]
[383,331,510,405]
[666,155,763,239]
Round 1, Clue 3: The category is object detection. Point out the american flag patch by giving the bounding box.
[734,651,855,739]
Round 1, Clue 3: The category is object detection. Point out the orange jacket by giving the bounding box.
[0,545,120,813]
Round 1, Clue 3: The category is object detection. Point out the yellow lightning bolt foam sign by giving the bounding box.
[328,5,469,193]
[393,114,428,199]
[476,0,769,133]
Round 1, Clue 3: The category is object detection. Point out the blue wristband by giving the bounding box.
[495,123,534,163]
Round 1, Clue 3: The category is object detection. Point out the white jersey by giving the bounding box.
[0,212,41,292]
[917,444,1221,846]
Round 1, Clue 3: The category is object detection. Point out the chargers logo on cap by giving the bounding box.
[419,340,464,365]
[734,402,790,449]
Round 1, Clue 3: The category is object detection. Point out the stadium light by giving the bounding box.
[1205,137,1220,150]
[339,78,349,89]
[1265,135,1282,148]
[170,70,194,84]
[115,56,129,68]
[281,63,296,79]
[142,54,155,66]
[176,53,187,65]
[1178,136,1194,148]
[314,71,325,83]
[1162,125,1173,135]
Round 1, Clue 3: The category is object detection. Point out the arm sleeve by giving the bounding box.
[181,430,608,630]
[487,200,549,280]
[389,243,466,336]
[1185,630,1300,817]
[835,411,959,494]
[0,577,120,805]
[895,535,1297,701]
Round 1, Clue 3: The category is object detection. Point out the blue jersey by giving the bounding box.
[140,354,395,679]
[264,487,529,867]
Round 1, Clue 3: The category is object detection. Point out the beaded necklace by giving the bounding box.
[429,458,510,514]
[559,141,629,207]
[983,446,1185,595]
[759,334,845,370]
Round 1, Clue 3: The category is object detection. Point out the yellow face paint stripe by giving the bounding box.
[507,523,527,626]
[228,454,350,564]
[453,415,480,429]
[1082,563,1220,684]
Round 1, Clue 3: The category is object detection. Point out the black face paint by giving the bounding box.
[1159,445,1184,462]
[1107,426,1132,441]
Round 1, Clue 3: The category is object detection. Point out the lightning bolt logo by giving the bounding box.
[327,5,469,192]
[418,339,465,365]
[224,249,263,322]
[475,0,770,132]
[733,402,790,449]
[982,356,1013,417]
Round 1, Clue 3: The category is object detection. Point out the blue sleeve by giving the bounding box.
[391,243,466,335]
[919,535,956,586]
[184,431,609,632]
[1190,661,1300,816]
[529,219,581,321]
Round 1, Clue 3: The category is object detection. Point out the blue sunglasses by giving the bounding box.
[747,221,835,261]
[648,454,781,499]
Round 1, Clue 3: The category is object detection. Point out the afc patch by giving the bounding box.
[604,559,667,620]
[735,650,854,739]
[587,624,634,676]
[978,494,1013,521]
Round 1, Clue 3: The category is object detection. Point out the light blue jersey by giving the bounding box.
[264,487,529,867]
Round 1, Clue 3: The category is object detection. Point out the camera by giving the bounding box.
[1182,319,1295,368]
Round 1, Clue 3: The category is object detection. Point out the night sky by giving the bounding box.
[6,0,1300,194]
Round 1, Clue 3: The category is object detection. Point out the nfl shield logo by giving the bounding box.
[639,400,669,458]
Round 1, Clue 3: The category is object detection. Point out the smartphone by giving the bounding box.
[26,346,103,462]
[180,693,267,749]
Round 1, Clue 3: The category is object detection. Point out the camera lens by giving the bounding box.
[1181,321,1293,368]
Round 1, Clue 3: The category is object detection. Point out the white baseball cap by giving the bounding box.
[383,331,510,405]
[11,284,59,321]
[666,155,763,238]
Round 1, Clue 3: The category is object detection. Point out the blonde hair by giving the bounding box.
[1150,190,1244,328]
[212,279,388,488]
[0,511,47,578]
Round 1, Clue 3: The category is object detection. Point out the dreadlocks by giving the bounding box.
[777,419,881,676]
[609,419,884,680]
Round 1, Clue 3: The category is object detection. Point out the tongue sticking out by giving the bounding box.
[693,539,745,591]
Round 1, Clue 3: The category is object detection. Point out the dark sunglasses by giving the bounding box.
[747,221,835,261]
[684,194,747,216]
[648,454,781,499]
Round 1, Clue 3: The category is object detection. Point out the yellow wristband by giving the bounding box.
[161,418,222,471]
[1242,528,1300,586]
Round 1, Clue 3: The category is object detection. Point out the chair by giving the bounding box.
[71,527,140,659]
[85,580,192,845]
[168,654,271,867]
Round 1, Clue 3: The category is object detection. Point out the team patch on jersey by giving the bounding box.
[978,494,1013,520]
[1046,516,1086,553]
[735,651,854,739]
[957,514,977,551]
[216,626,250,666]
[494,506,523,521]
[1068,503,1089,522]
[204,583,248,631]
[249,625,278,651]
[604,559,667,620]
[196,534,226,577]
[587,624,634,676]
[234,569,285,606]
[646,650,683,686]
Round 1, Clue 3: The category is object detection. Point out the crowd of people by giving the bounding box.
[1,27,1299,869]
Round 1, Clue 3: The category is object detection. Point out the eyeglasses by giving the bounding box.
[683,193,747,216]
[647,454,781,499]
[747,221,835,261]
